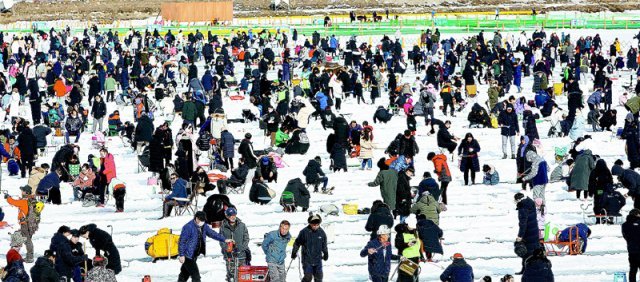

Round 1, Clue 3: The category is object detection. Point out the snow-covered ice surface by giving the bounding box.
[0,28,638,281]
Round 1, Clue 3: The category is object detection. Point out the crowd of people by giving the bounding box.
[0,19,639,282]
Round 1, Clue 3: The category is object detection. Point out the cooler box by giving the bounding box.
[553,83,563,95]
[238,266,269,281]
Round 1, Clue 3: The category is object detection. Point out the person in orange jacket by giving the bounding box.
[427,152,452,205]
[4,185,37,263]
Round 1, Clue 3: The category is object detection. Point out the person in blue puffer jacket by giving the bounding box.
[558,223,591,254]
[177,211,229,282]
[360,225,400,282]
[514,192,541,274]
[440,253,474,282]
[315,91,328,111]
[262,220,292,282]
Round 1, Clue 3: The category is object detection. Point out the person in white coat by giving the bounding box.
[9,87,21,121]
[294,97,313,130]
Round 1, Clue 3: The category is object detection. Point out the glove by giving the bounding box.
[323,253,328,261]
[291,253,297,260]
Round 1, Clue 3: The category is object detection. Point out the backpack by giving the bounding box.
[24,198,44,234]
[280,191,296,212]
[196,132,212,151]
[298,131,310,144]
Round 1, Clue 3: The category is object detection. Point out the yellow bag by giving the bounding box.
[553,83,563,96]
[490,114,498,128]
[145,228,180,259]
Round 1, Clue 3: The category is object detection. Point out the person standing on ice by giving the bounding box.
[360,225,400,282]
[520,150,549,204]
[261,220,291,282]
[292,214,329,282]
[177,211,231,282]
[514,192,540,275]
[622,209,640,282]
[79,223,122,274]
[498,104,519,159]
[219,207,250,281]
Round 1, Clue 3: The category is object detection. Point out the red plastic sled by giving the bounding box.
[230,95,245,100]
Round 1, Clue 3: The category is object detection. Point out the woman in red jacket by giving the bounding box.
[97,148,116,207]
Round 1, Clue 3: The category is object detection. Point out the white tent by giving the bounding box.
[0,0,14,11]
[270,0,289,10]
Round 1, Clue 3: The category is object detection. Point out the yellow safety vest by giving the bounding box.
[402,233,421,259]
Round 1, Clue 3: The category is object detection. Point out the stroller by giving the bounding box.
[92,131,106,149]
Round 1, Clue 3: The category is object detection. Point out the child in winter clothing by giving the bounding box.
[482,164,500,185]
[535,198,546,239]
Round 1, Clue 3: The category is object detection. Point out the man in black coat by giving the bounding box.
[30,250,60,282]
[398,130,419,158]
[521,248,554,281]
[436,120,458,154]
[79,223,122,274]
[622,209,640,282]
[134,113,154,152]
[17,125,37,178]
[498,104,519,159]
[292,214,328,282]
[238,133,258,169]
[364,201,394,240]
[396,168,415,223]
[29,79,42,124]
[514,193,540,275]
[49,226,87,280]
[91,95,107,133]
[302,156,328,192]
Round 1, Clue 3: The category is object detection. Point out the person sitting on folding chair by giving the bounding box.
[71,163,96,201]
[160,173,188,219]
[217,158,249,194]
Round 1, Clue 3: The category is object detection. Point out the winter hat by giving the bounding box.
[452,253,464,259]
[225,207,237,217]
[423,172,431,178]
[514,192,525,203]
[44,250,56,258]
[377,225,392,235]
[261,156,270,165]
[308,213,322,224]
[70,229,80,238]
[93,255,109,267]
[611,164,624,176]
[10,231,26,247]
[19,185,32,195]
[427,152,436,160]
[245,133,252,139]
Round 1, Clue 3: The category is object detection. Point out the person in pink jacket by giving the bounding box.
[72,163,96,201]
[97,148,116,207]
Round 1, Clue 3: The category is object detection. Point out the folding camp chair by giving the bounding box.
[107,125,119,137]
[226,181,246,194]
[173,185,196,216]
